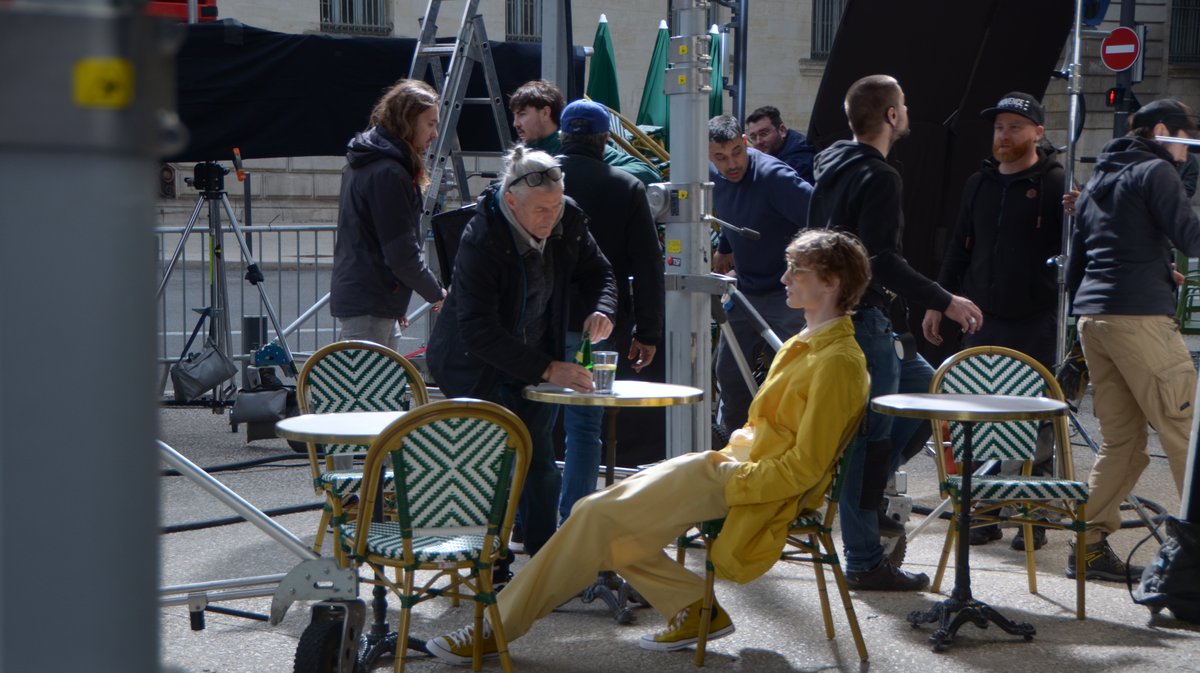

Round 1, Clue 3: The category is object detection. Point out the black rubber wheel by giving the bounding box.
[294,618,357,673]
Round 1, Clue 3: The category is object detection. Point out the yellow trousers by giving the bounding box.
[497,452,735,640]
[1078,315,1193,543]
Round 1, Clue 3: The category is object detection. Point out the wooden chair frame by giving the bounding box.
[342,398,530,673]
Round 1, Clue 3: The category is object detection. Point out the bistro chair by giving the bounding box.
[338,398,531,673]
[676,410,868,665]
[929,346,1089,619]
[296,340,429,557]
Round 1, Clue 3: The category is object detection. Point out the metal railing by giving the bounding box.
[1171,0,1200,64]
[156,223,339,369]
[320,0,392,35]
[506,0,541,43]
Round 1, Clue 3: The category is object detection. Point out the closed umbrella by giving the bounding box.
[636,19,670,143]
[709,24,725,117]
[586,14,621,112]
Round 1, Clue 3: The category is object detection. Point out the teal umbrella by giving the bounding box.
[709,24,725,117]
[636,20,670,143]
[586,14,621,113]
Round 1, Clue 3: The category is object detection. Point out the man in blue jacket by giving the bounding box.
[745,105,817,184]
[1065,98,1200,581]
[709,115,811,436]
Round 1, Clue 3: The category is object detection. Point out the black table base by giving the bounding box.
[910,421,1035,651]
[908,597,1035,651]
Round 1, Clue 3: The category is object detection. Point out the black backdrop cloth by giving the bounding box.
[170,20,585,162]
[807,0,1075,364]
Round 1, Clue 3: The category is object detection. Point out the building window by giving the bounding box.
[506,0,541,43]
[321,0,391,35]
[1172,0,1200,64]
[811,0,847,60]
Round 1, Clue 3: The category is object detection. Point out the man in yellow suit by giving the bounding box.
[428,229,871,663]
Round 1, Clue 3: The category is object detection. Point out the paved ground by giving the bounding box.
[158,389,1200,673]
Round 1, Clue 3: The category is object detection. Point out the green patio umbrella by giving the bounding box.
[586,14,620,112]
[636,20,670,143]
[709,24,725,117]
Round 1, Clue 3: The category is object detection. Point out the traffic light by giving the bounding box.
[1106,86,1125,107]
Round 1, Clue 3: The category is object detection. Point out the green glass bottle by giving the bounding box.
[575,330,593,369]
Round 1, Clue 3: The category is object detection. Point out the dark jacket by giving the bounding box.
[712,148,811,295]
[426,186,618,398]
[1067,135,1200,316]
[809,140,952,312]
[774,128,816,185]
[938,148,1064,319]
[330,127,442,319]
[559,136,665,344]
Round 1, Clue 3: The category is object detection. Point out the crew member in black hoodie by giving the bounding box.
[923,92,1064,551]
[330,79,446,349]
[808,74,983,591]
[1065,98,1200,581]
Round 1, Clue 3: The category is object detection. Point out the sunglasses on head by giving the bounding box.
[512,165,563,188]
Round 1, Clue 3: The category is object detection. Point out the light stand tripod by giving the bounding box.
[157,161,296,407]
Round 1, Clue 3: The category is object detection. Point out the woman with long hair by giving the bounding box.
[330,78,446,350]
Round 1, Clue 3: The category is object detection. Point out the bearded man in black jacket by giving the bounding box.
[1064,99,1200,582]
[428,146,618,556]
[922,92,1065,550]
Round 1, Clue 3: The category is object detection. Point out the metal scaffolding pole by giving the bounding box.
[663,0,716,457]
[0,2,183,671]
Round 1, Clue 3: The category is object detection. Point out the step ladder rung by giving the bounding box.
[417,45,458,57]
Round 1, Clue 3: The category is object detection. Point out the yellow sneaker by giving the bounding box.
[639,598,735,652]
[426,621,499,666]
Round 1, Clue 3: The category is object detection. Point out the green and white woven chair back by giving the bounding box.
[309,348,414,456]
[391,416,512,533]
[939,353,1045,462]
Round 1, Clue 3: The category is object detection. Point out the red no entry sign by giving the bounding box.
[1101,26,1140,72]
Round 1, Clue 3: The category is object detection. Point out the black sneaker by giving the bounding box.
[1010,527,1047,551]
[1065,540,1145,582]
[846,558,930,591]
[968,524,1003,545]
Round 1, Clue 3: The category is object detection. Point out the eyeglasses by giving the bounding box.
[512,165,563,188]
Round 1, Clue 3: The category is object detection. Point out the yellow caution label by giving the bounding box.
[667,239,682,254]
[73,58,134,109]
[679,45,689,56]
[678,190,688,200]
[677,74,688,86]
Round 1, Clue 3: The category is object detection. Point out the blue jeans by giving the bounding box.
[559,331,606,523]
[715,290,807,432]
[839,306,935,572]
[492,379,561,556]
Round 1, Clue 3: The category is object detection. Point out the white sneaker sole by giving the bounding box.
[425,638,500,666]
[638,623,736,652]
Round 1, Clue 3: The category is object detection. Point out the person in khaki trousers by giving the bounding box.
[1066,98,1200,581]
[426,229,870,665]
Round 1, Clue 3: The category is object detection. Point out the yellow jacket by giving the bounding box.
[710,315,868,583]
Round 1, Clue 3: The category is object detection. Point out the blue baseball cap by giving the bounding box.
[560,100,610,135]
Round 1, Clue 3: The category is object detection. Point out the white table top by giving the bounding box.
[274,410,408,444]
[872,393,1067,422]
[523,380,705,408]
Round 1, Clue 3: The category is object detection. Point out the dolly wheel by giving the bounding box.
[294,618,359,673]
